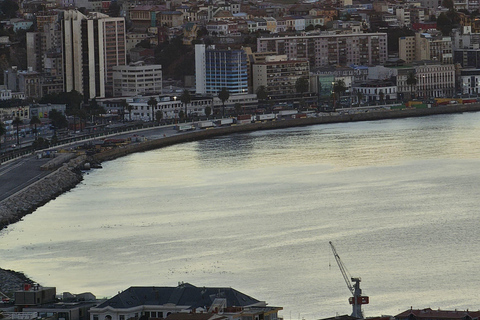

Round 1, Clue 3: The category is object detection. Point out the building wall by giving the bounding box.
[62,10,126,99]
[252,57,309,96]
[195,44,248,95]
[399,36,415,63]
[112,63,162,97]
[257,33,388,67]
[415,63,455,98]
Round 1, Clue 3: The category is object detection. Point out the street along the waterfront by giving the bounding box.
[1,112,480,320]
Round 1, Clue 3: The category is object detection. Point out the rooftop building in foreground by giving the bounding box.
[89,283,282,320]
[395,308,480,320]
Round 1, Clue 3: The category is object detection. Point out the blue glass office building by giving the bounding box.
[196,45,248,95]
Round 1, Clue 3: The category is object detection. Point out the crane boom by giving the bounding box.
[329,241,354,294]
[329,241,369,319]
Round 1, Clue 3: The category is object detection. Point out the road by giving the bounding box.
[0,123,189,203]
[0,155,53,202]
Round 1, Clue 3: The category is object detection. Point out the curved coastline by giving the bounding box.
[1,103,480,232]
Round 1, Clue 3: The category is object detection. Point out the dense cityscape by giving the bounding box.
[1,0,480,150]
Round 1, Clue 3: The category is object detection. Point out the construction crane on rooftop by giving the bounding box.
[329,241,369,319]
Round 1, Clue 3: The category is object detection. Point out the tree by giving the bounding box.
[119,99,129,123]
[234,103,242,116]
[256,85,268,105]
[178,110,185,121]
[180,89,191,120]
[218,87,230,117]
[204,106,212,118]
[147,97,157,122]
[356,91,363,106]
[379,90,385,104]
[29,116,41,140]
[108,1,121,17]
[155,110,163,123]
[12,117,22,146]
[333,80,347,107]
[0,120,6,151]
[406,71,417,99]
[0,0,19,19]
[442,0,454,9]
[49,109,68,132]
[295,76,309,95]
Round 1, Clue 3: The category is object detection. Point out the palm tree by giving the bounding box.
[29,116,41,140]
[218,87,230,117]
[119,99,129,123]
[406,71,417,100]
[234,103,242,116]
[204,106,212,119]
[356,91,363,106]
[155,110,163,124]
[147,97,157,122]
[333,80,347,108]
[12,117,22,146]
[180,89,191,120]
[0,120,6,151]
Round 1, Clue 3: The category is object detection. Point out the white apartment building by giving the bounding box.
[415,62,455,98]
[62,10,126,99]
[112,62,162,97]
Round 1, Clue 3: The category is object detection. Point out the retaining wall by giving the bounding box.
[0,156,85,230]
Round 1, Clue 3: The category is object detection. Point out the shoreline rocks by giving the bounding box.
[0,156,85,231]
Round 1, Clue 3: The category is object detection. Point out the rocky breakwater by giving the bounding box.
[0,154,86,230]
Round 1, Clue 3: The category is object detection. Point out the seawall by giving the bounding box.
[1,104,479,231]
[93,103,480,162]
[0,156,85,230]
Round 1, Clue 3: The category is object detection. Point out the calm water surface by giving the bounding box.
[1,113,480,319]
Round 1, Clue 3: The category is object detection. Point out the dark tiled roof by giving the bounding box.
[96,283,260,310]
[395,308,480,320]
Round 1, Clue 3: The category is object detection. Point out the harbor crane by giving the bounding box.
[329,241,369,319]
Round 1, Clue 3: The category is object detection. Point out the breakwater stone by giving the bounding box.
[0,156,85,230]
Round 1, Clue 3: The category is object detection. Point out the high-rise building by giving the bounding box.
[195,44,248,95]
[257,32,388,67]
[252,55,309,96]
[62,10,126,99]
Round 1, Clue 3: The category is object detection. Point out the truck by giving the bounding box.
[177,124,195,132]
[278,109,298,116]
[216,118,234,126]
[256,114,276,121]
[197,121,214,129]
[236,114,252,124]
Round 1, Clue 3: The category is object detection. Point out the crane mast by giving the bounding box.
[329,241,369,319]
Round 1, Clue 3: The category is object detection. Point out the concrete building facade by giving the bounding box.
[257,32,388,67]
[252,55,309,96]
[62,10,126,100]
[112,62,162,97]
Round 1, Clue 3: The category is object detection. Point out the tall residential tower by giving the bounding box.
[62,10,126,99]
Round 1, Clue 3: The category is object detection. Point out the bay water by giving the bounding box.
[1,113,480,319]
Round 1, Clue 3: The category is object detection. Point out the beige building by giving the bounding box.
[252,55,310,96]
[112,62,162,97]
[399,32,452,64]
